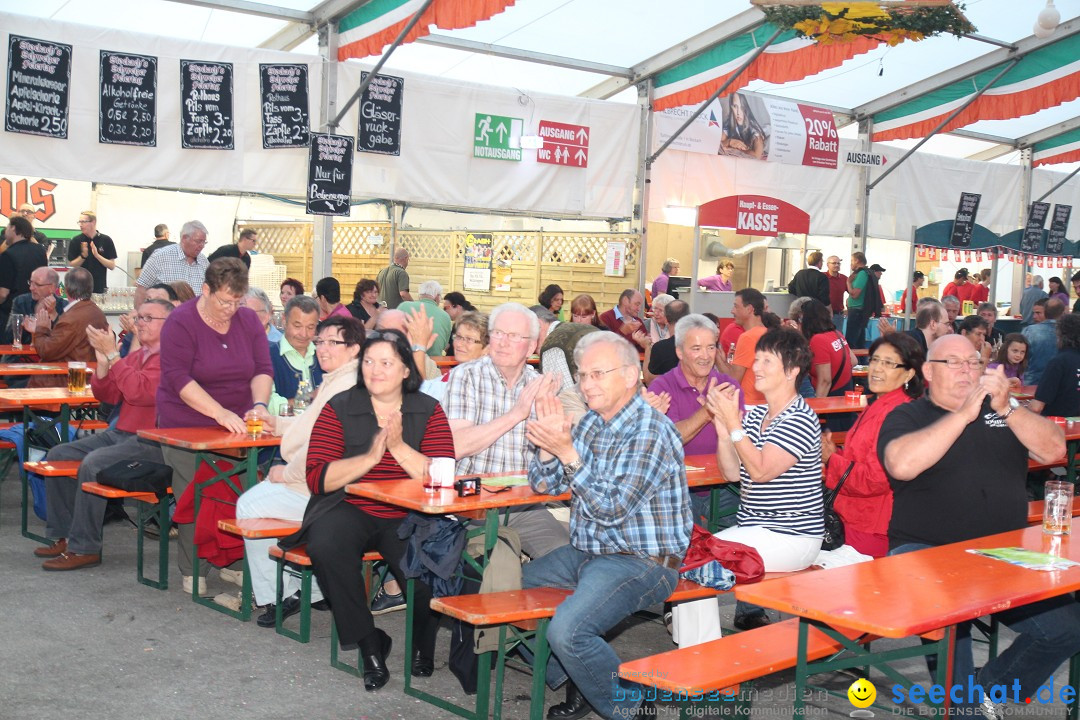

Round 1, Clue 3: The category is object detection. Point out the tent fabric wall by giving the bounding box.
[0,13,638,220]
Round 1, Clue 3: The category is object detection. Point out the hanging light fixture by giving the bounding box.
[1033,0,1060,38]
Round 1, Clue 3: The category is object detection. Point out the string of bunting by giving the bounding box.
[916,246,1077,268]
[759,2,975,47]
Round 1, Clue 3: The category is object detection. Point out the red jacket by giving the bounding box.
[90,346,160,433]
[598,308,647,351]
[824,387,913,550]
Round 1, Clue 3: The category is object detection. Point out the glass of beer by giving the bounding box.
[244,409,264,438]
[1043,480,1074,536]
[67,361,87,394]
[9,314,23,350]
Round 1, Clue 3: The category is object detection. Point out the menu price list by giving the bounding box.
[259,63,309,149]
[6,35,72,139]
[950,192,981,248]
[180,60,234,150]
[1046,204,1071,255]
[1021,201,1051,254]
[306,133,354,216]
[99,51,157,146]
[358,72,403,156]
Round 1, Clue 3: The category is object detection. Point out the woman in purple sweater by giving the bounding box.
[157,257,273,595]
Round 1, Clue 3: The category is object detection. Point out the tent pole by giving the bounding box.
[905,225,916,329]
[867,58,1021,192]
[854,117,873,254]
[328,0,436,131]
[634,80,654,297]
[313,20,339,286]
[1035,165,1080,203]
[646,26,784,166]
[1015,148,1034,313]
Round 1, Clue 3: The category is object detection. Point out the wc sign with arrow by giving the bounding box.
[537,120,589,169]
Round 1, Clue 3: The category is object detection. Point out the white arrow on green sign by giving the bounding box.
[474,113,522,162]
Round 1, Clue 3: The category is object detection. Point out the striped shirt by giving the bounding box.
[530,393,692,558]
[136,243,209,291]
[305,401,455,518]
[442,355,539,475]
[735,398,824,537]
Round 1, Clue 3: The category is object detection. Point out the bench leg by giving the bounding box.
[135,497,169,590]
[20,466,49,544]
[1068,652,1080,720]
[274,556,312,644]
[329,619,363,677]
[0,445,16,521]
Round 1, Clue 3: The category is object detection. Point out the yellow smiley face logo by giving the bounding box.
[848,678,876,708]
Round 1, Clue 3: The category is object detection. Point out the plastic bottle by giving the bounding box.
[293,379,313,415]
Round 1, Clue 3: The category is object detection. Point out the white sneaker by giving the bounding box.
[182,575,208,596]
[219,568,244,587]
[213,592,242,612]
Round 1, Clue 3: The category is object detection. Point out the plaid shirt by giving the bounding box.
[530,393,691,558]
[136,244,209,290]
[442,355,539,475]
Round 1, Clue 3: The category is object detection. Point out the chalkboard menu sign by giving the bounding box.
[259,64,309,149]
[1020,201,1051,253]
[99,51,157,146]
[357,71,403,156]
[949,192,981,247]
[1046,204,1071,255]
[5,35,72,139]
[307,133,354,216]
[180,60,234,150]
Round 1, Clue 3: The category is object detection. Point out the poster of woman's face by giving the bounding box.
[718,92,771,160]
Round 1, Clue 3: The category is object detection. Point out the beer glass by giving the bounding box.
[1043,480,1074,536]
[67,361,87,394]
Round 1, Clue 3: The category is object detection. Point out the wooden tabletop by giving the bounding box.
[736,525,1080,638]
[0,387,100,407]
[0,362,96,376]
[434,355,541,369]
[852,348,868,357]
[137,426,282,450]
[0,345,37,356]
[805,395,867,415]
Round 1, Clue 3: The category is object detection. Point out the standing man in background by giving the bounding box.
[0,216,49,343]
[845,252,881,351]
[826,255,847,331]
[141,224,174,267]
[376,248,412,309]
[135,221,210,307]
[208,228,257,269]
[788,251,831,310]
[67,211,117,294]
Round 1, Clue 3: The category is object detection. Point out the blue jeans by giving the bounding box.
[891,542,1080,706]
[845,308,868,350]
[522,545,678,720]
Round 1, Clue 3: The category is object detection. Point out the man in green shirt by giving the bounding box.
[399,280,453,356]
[376,248,412,309]
[845,251,883,350]
[268,295,321,416]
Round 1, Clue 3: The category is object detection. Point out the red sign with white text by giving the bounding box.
[537,120,589,168]
[698,195,810,237]
[799,104,839,169]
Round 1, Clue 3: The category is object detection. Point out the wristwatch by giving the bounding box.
[411,344,425,353]
[563,459,584,478]
[1001,396,1020,420]
[105,352,119,363]
[729,429,746,443]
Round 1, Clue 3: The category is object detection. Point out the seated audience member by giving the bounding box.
[538,284,565,319]
[27,267,108,387]
[569,294,604,329]
[11,266,66,347]
[287,329,451,691]
[698,259,735,292]
[236,315,362,626]
[648,293,675,342]
[416,311,489,405]
[958,315,991,363]
[879,335,1075,717]
[120,283,182,357]
[640,299,689,385]
[376,308,440,381]
[315,277,352,320]
[156,258,273,595]
[269,295,322,416]
[529,306,558,347]
[1073,271,1080,313]
[538,317,600,425]
[1048,276,1070,307]
[941,295,961,332]
[245,286,283,344]
[442,291,475,321]
[904,299,949,353]
[346,278,381,330]
[674,327,823,643]
[522,331,690,720]
[1028,312,1080,418]
[977,302,1003,346]
[1022,298,1064,385]
[169,281,196,304]
[820,333,923,558]
[800,299,857,431]
[785,297,816,399]
[714,288,769,405]
[599,289,648,351]
[34,299,173,570]
[987,333,1028,388]
[280,277,304,308]
[442,302,569,560]
[399,280,453,356]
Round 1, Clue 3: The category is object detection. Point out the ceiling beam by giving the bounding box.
[966,144,1018,161]
[258,20,316,51]
[163,0,313,23]
[580,8,766,99]
[415,34,633,77]
[311,0,373,25]
[1017,115,1080,147]
[853,18,1080,119]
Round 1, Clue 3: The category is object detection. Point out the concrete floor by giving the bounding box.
[1,472,1074,719]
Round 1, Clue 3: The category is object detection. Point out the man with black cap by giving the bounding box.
[941,268,972,303]
[869,264,888,308]
[901,271,925,315]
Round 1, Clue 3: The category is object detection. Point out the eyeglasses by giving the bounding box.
[490,329,532,344]
[454,335,483,347]
[135,315,166,324]
[212,294,245,310]
[868,356,905,370]
[77,219,91,224]
[928,358,986,371]
[18,209,34,216]
[313,339,349,347]
[574,366,629,384]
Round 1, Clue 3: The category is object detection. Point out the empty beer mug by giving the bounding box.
[1043,480,1073,536]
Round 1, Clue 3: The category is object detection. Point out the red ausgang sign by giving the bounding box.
[698,195,810,236]
[537,120,589,168]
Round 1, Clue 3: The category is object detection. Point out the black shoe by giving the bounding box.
[362,629,393,692]
[256,591,302,628]
[547,682,591,720]
[733,611,771,631]
[143,517,161,539]
[411,649,434,677]
[311,598,331,611]
[370,586,406,615]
